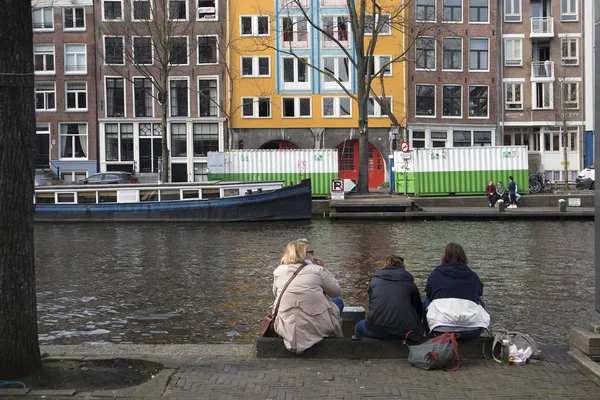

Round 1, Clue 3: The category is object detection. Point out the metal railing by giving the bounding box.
[321,0,346,5]
[282,31,309,48]
[531,61,554,79]
[531,17,554,36]
[322,30,350,48]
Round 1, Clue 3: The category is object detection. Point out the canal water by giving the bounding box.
[35,220,598,345]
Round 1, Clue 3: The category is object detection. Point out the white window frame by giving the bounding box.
[240,56,271,77]
[469,0,489,23]
[367,97,392,118]
[241,97,272,118]
[364,13,391,35]
[133,36,154,65]
[133,77,154,118]
[505,81,523,110]
[197,0,218,21]
[104,36,125,66]
[64,43,87,74]
[281,97,312,118]
[34,44,55,75]
[504,37,523,66]
[442,37,462,71]
[65,81,88,112]
[416,36,436,71]
[102,0,123,21]
[321,15,351,47]
[168,36,189,66]
[442,85,462,118]
[561,0,578,22]
[322,97,352,118]
[368,55,392,76]
[415,84,436,118]
[240,15,270,36]
[469,37,489,72]
[561,37,579,66]
[197,76,219,117]
[442,0,463,23]
[416,0,436,22]
[322,56,351,90]
[105,77,126,118]
[468,85,489,118]
[32,7,54,31]
[168,0,188,21]
[197,35,218,65]
[63,7,85,31]
[58,123,88,160]
[132,0,153,21]
[35,82,56,111]
[561,79,579,110]
[532,82,553,110]
[504,0,521,22]
[169,77,190,117]
[281,16,309,48]
[282,57,311,90]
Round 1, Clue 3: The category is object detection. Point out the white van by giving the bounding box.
[575,165,595,190]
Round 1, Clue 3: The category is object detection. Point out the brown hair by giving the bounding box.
[442,242,468,265]
[385,255,405,269]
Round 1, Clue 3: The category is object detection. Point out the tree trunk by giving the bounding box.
[0,1,42,378]
[563,129,568,190]
[160,74,170,182]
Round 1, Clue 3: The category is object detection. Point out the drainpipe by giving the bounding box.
[499,0,505,146]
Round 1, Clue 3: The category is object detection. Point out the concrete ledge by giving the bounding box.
[256,336,491,359]
[568,348,600,379]
[569,326,600,347]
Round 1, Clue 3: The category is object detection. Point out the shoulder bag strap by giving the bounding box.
[272,264,307,318]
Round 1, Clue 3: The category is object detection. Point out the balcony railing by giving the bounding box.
[321,0,347,6]
[281,0,309,8]
[322,30,350,48]
[282,31,309,48]
[531,61,554,79]
[531,17,554,37]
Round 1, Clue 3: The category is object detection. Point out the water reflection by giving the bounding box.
[35,220,597,345]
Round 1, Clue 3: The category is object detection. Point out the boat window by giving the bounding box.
[77,192,97,204]
[223,189,239,197]
[140,190,158,202]
[98,191,117,203]
[182,190,199,199]
[57,193,75,203]
[201,188,220,199]
[35,192,55,204]
[160,190,180,201]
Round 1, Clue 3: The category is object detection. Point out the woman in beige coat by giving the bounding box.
[272,239,344,354]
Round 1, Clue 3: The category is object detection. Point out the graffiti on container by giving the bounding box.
[313,154,323,161]
[502,151,518,158]
[241,155,249,161]
[429,151,446,160]
[297,160,307,172]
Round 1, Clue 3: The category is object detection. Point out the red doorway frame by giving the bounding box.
[337,140,385,189]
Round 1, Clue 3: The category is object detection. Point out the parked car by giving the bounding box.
[77,172,138,185]
[575,165,595,190]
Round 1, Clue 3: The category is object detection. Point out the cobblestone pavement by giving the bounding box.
[162,348,600,400]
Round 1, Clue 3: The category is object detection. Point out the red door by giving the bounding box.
[337,140,385,189]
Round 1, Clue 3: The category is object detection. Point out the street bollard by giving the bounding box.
[341,306,365,338]
[559,199,566,212]
[497,199,505,212]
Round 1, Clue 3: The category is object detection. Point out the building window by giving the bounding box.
[443,0,462,22]
[367,97,391,117]
[469,38,488,71]
[469,0,488,22]
[241,97,271,118]
[442,85,462,117]
[169,0,187,20]
[133,0,151,20]
[65,82,87,111]
[505,38,522,66]
[64,44,87,73]
[431,131,447,147]
[323,97,351,118]
[32,8,53,30]
[473,131,492,146]
[562,82,579,109]
[168,37,188,65]
[198,79,218,117]
[105,123,134,161]
[59,123,87,158]
[411,131,425,148]
[133,37,153,64]
[241,56,270,77]
[504,0,521,22]
[322,15,350,46]
[63,8,85,30]
[416,0,435,21]
[453,131,471,147]
[505,82,523,110]
[193,123,219,157]
[561,37,578,66]
[282,97,311,118]
[34,44,55,74]
[416,37,435,70]
[282,16,309,47]
[35,82,55,111]
[241,16,269,36]
[364,14,391,35]
[415,84,435,117]
[170,123,187,157]
[104,36,124,65]
[533,82,553,109]
[134,77,153,117]
[561,0,578,22]
[323,57,351,90]
[283,57,309,89]
[197,36,217,64]
[103,0,123,20]
[170,79,189,117]
[468,86,488,117]
[366,55,392,76]
[197,0,217,20]
[106,78,125,117]
[442,38,462,70]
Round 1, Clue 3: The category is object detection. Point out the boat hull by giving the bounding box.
[34,179,312,222]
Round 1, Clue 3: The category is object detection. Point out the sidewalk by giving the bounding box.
[5,343,598,399]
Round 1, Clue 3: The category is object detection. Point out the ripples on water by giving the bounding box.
[35,220,598,345]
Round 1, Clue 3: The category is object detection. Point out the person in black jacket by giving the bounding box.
[354,255,424,340]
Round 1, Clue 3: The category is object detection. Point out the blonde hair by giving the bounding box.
[280,239,308,265]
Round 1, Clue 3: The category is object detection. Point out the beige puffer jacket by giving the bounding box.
[272,263,343,354]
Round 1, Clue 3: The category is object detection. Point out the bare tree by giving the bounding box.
[0,0,41,378]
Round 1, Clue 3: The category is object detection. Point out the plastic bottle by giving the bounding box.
[502,339,511,364]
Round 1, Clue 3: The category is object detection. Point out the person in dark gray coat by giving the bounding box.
[354,255,424,340]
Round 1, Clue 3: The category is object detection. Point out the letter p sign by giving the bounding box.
[331,179,344,192]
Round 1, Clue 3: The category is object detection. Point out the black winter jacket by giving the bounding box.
[425,262,483,303]
[365,268,424,336]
